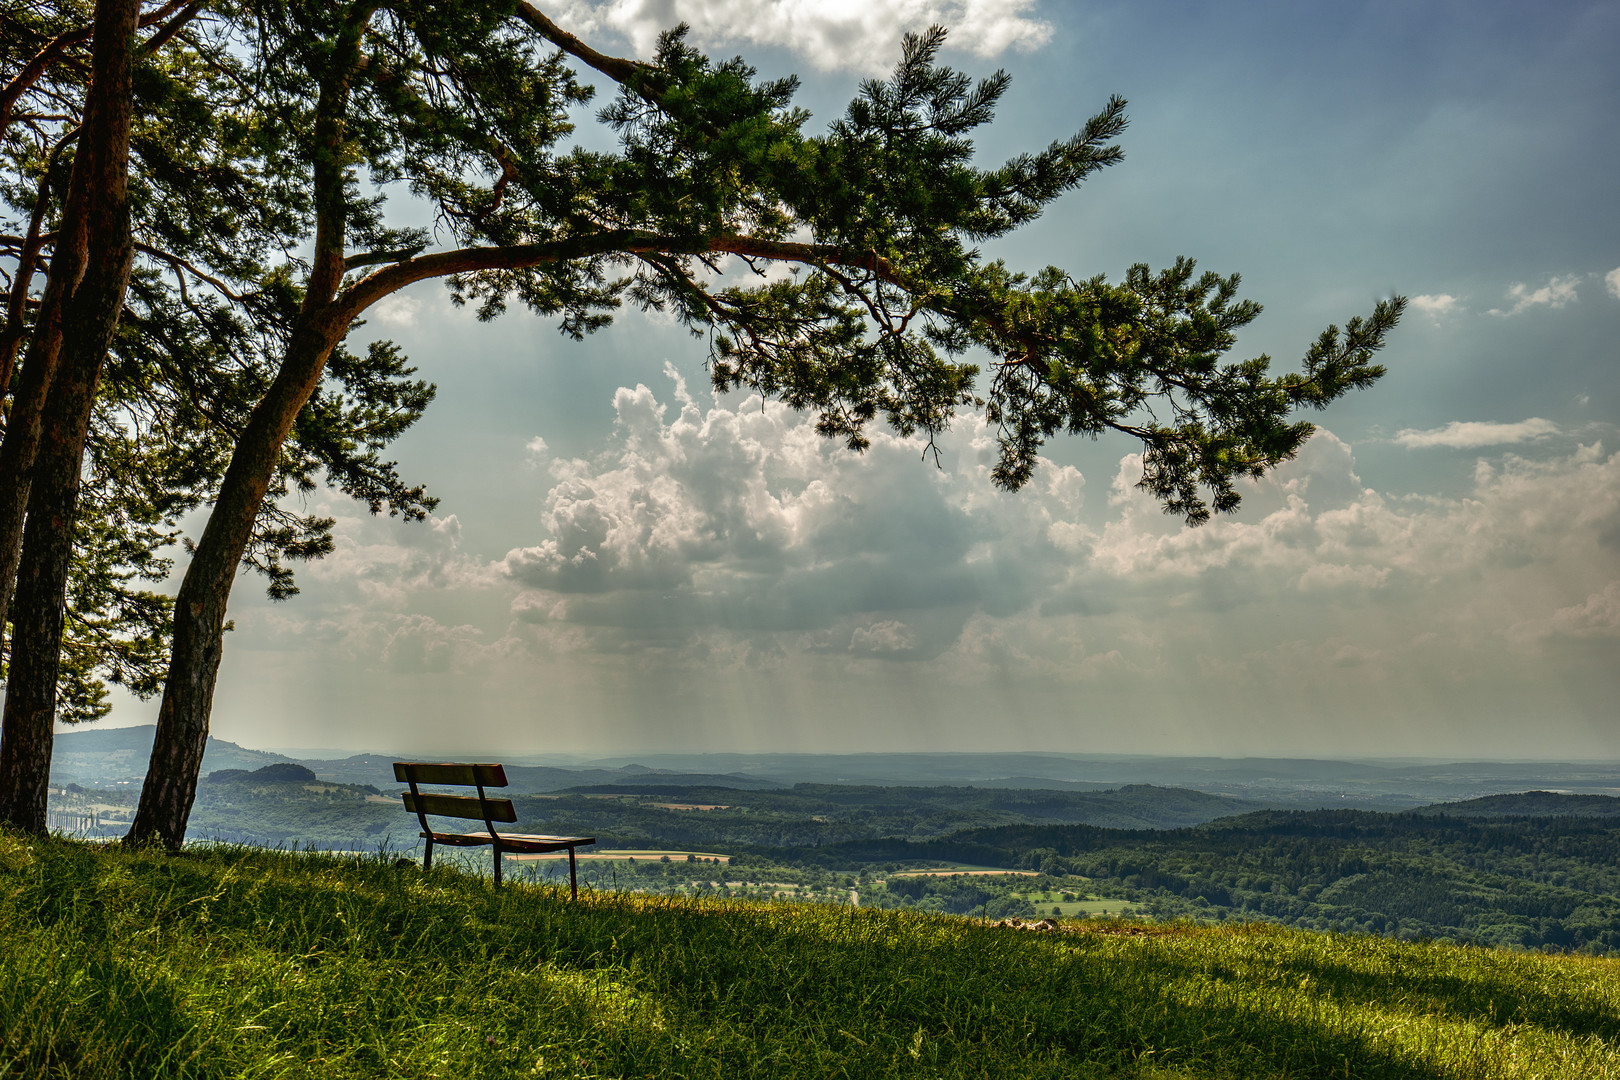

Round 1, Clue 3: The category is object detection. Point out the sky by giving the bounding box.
[102,0,1620,758]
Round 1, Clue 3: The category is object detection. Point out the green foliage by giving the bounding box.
[4,834,1620,1078]
[785,809,1620,954]
[252,8,1398,522]
[1,3,442,701]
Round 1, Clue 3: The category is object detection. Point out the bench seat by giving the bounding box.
[417,829,593,854]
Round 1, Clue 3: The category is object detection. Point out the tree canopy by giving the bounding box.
[0,0,1401,846]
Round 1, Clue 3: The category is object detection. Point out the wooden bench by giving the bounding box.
[393,762,595,896]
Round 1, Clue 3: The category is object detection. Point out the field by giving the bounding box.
[6,832,1620,1078]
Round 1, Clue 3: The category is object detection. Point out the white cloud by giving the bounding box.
[1606,266,1620,301]
[551,0,1052,72]
[370,294,420,328]
[1509,581,1620,643]
[850,619,918,654]
[496,367,1075,653]
[1409,293,1461,321]
[1392,418,1560,449]
[1487,274,1579,316]
[301,512,492,608]
[524,436,550,469]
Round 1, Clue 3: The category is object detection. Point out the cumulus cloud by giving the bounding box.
[1392,418,1560,449]
[1509,581,1620,643]
[301,512,493,608]
[488,371,1620,689]
[1487,274,1580,316]
[549,0,1052,72]
[497,364,1075,654]
[1607,267,1620,301]
[524,436,550,469]
[850,619,919,655]
[1409,293,1462,321]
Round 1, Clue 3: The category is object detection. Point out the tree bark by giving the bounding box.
[0,141,94,642]
[0,0,139,834]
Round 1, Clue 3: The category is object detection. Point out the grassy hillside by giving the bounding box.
[4,832,1620,1078]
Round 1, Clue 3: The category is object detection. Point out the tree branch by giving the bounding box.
[141,0,208,56]
[0,0,195,134]
[337,232,908,324]
[512,3,642,85]
[134,241,248,303]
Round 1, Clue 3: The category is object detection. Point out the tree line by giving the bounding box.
[0,0,1401,848]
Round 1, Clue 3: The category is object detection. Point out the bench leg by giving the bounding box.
[493,845,503,886]
[423,839,434,872]
[569,847,578,900]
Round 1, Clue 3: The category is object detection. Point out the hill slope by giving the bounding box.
[50,725,290,785]
[3,834,1617,1079]
[1414,790,1620,817]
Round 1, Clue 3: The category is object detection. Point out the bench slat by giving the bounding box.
[403,791,518,823]
[394,761,508,787]
[416,830,594,853]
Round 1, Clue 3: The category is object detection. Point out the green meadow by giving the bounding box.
[4,832,1619,1079]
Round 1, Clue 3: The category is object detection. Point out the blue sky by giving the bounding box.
[107,0,1620,758]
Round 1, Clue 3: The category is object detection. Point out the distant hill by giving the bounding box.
[205,762,319,785]
[52,728,783,792]
[51,725,290,786]
[297,754,785,792]
[1412,791,1620,817]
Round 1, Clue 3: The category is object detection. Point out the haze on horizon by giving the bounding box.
[75,0,1620,762]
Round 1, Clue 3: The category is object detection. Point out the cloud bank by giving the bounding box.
[548,0,1052,71]
[235,367,1620,754]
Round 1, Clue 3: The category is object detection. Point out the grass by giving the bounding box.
[4,832,1620,1078]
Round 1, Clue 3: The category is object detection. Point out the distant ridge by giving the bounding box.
[51,724,290,785]
[1413,790,1620,817]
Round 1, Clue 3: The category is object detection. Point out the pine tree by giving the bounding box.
[9,2,1402,847]
[125,6,1399,847]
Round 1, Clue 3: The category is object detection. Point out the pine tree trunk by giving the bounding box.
[0,251,130,831]
[0,142,96,643]
[125,324,344,847]
[125,35,366,848]
[0,0,138,834]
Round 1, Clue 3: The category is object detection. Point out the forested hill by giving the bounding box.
[754,802,1620,867]
[743,801,1620,952]
[561,782,1262,832]
[1410,791,1620,817]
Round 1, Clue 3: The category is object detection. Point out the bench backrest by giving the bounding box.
[395,761,518,834]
